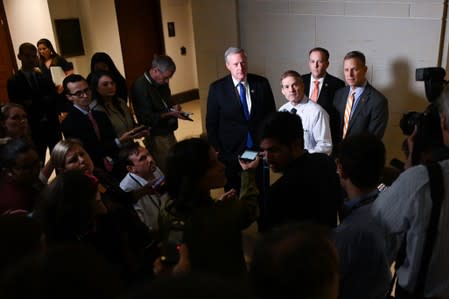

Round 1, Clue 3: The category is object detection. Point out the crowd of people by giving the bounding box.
[1,40,449,299]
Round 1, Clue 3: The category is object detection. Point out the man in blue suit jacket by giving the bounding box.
[333,51,388,147]
[206,47,276,191]
[302,47,345,143]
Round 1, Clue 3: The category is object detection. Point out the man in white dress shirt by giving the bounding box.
[278,70,332,155]
[119,142,169,232]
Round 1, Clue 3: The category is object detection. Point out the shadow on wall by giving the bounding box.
[381,58,429,164]
[383,58,428,114]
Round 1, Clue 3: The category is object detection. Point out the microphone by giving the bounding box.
[290,108,297,115]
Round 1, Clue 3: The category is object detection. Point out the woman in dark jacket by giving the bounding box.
[87,52,128,102]
[160,138,259,279]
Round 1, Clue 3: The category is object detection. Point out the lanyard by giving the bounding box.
[143,72,170,110]
[128,173,161,209]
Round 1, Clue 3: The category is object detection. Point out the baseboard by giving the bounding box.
[172,88,199,104]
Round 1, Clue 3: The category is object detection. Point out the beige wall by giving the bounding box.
[4,0,449,161]
[238,0,449,162]
[190,0,239,131]
[161,0,198,94]
[4,0,199,93]
[4,0,124,78]
[47,0,124,77]
[4,0,54,66]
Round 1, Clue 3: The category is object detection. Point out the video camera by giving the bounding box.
[398,67,448,167]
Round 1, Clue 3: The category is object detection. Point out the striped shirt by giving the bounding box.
[371,159,449,298]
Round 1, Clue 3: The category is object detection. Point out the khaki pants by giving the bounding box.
[144,133,177,174]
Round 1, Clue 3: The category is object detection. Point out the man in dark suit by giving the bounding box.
[7,42,66,163]
[333,51,389,147]
[62,74,146,174]
[302,47,345,143]
[258,112,342,232]
[206,47,276,191]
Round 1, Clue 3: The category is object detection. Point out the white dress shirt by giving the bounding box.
[279,97,332,155]
[119,167,169,231]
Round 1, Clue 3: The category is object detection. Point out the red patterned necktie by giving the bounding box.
[87,111,101,141]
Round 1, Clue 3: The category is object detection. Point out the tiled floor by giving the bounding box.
[174,99,203,141]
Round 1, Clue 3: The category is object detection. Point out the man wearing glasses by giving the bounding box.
[62,74,146,174]
[131,55,189,173]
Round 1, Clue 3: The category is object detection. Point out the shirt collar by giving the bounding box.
[128,173,149,186]
[312,76,325,85]
[344,188,379,210]
[351,81,368,98]
[232,77,247,88]
[74,104,89,115]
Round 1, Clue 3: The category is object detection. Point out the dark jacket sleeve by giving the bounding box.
[205,81,222,152]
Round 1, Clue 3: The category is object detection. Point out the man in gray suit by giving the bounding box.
[333,51,388,147]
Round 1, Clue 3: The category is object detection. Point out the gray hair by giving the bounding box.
[224,47,246,63]
[151,55,176,73]
[438,84,449,129]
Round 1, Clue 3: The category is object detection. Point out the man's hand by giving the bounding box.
[153,244,190,277]
[239,154,260,170]
[218,189,237,201]
[118,125,150,143]
[169,105,193,121]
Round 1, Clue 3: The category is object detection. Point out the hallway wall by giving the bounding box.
[4,0,449,161]
[236,0,449,161]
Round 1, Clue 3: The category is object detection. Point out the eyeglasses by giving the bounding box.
[68,87,91,97]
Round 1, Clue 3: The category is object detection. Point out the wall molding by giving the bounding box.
[172,88,199,103]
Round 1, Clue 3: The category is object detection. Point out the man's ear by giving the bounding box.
[126,164,135,174]
[440,113,448,132]
[289,138,302,151]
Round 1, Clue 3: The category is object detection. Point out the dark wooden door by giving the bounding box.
[0,2,18,105]
[114,0,165,87]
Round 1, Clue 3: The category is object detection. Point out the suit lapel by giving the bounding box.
[339,87,351,116]
[247,75,256,118]
[348,84,371,129]
[18,71,34,93]
[226,75,247,119]
[303,74,311,95]
[318,75,331,103]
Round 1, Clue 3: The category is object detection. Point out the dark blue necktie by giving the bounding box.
[238,82,253,148]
